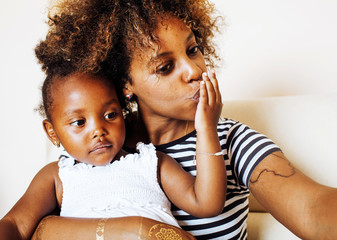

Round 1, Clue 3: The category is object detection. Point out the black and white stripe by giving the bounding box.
[156,119,281,239]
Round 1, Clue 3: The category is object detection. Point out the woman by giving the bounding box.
[27,0,337,239]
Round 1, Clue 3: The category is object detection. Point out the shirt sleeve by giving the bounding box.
[226,122,282,188]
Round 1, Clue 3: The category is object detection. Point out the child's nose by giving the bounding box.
[92,129,106,138]
[91,121,107,138]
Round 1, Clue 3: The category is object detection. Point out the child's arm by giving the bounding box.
[0,162,60,240]
[159,70,226,218]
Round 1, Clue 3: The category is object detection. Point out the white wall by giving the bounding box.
[0,0,49,217]
[213,0,337,100]
[1,0,337,218]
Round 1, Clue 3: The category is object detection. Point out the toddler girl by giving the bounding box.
[0,61,225,240]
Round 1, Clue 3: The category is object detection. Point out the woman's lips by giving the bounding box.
[192,89,200,101]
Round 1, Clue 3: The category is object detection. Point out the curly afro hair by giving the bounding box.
[35,0,222,83]
[35,0,122,120]
[35,0,122,74]
[35,0,223,120]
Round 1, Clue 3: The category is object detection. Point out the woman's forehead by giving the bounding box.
[136,18,193,56]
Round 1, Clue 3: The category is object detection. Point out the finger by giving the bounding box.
[203,71,216,106]
[199,79,208,106]
[208,69,222,104]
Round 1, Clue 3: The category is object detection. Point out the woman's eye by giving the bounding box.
[156,63,173,75]
[105,112,117,120]
[188,45,201,56]
[71,119,85,126]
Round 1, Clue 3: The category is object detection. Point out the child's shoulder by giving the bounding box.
[44,161,59,170]
[36,161,59,179]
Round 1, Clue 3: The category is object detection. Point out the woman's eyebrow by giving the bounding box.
[151,51,171,61]
[148,32,195,65]
[185,32,194,44]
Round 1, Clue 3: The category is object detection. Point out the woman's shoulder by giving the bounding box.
[218,117,242,127]
[217,118,247,134]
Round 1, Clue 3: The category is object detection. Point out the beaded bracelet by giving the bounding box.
[96,218,108,240]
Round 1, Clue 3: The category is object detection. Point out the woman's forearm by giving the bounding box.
[32,215,195,240]
[32,216,142,240]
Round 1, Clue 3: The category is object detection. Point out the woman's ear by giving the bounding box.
[42,119,60,147]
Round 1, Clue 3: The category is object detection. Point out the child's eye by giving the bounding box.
[105,112,118,120]
[70,119,85,126]
[156,62,173,75]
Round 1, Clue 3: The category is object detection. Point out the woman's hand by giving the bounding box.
[194,69,222,133]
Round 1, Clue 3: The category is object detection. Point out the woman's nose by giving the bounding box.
[182,58,203,82]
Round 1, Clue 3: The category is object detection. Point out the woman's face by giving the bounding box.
[126,17,207,122]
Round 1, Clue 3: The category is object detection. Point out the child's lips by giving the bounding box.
[89,142,112,154]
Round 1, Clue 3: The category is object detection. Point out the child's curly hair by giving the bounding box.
[35,0,121,74]
[35,0,222,87]
[35,0,123,120]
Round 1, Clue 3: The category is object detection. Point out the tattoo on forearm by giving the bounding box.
[148,224,184,240]
[250,153,296,184]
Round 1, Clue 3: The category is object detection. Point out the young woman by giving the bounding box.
[13,0,337,239]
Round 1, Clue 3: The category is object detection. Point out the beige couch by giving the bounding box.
[222,93,337,239]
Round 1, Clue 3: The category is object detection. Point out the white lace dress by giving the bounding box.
[58,142,179,227]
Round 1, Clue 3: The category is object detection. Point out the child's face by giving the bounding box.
[44,73,125,166]
[125,17,207,122]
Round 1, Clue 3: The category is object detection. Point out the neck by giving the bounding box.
[142,115,194,146]
[125,110,195,147]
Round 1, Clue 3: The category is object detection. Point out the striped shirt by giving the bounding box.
[156,119,281,239]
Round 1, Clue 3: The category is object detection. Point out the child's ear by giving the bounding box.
[43,119,60,147]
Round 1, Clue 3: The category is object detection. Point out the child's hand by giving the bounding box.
[195,69,222,133]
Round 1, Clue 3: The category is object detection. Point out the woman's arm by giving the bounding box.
[31,215,195,240]
[0,162,59,239]
[250,151,337,240]
[159,70,226,218]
